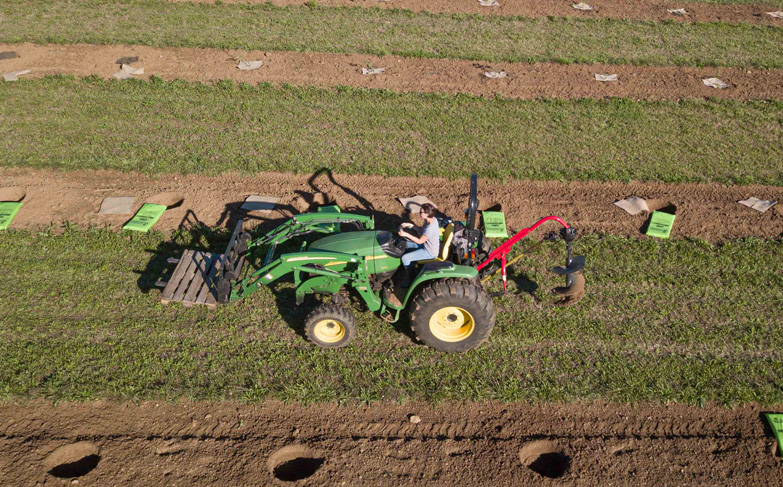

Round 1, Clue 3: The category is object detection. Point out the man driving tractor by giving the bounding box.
[397,203,440,287]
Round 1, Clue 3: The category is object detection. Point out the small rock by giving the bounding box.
[237,60,263,71]
[572,2,594,10]
[702,77,730,89]
[155,441,186,456]
[594,73,618,82]
[361,67,386,75]
[409,415,422,424]
[484,71,507,79]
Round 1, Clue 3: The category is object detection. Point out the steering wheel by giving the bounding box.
[398,222,421,240]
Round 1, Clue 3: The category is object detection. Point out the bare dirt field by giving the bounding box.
[1,400,781,485]
[3,43,783,101]
[171,0,783,25]
[1,168,782,242]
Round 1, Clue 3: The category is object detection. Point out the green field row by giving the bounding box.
[2,1,783,68]
[0,227,781,404]
[2,76,782,186]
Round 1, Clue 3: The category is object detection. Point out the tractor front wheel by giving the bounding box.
[304,304,357,349]
[409,279,495,353]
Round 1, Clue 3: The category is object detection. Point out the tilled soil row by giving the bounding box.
[2,168,782,242]
[171,0,783,26]
[0,400,780,485]
[3,43,783,101]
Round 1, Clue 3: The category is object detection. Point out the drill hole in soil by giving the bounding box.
[519,440,570,479]
[44,442,101,479]
[268,445,324,482]
[49,455,101,478]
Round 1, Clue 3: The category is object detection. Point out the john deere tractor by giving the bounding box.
[202,175,585,353]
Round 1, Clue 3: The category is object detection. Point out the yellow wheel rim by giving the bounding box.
[429,306,475,343]
[313,319,346,344]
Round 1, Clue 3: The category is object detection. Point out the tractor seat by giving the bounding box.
[421,261,454,272]
[420,223,454,264]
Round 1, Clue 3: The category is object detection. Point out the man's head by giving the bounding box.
[419,203,436,220]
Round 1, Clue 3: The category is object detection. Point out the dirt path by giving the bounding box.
[171,0,783,26]
[1,168,781,242]
[3,43,783,101]
[1,400,780,485]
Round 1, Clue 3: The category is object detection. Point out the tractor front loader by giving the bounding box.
[158,176,584,353]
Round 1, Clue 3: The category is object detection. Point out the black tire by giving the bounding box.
[409,278,495,352]
[304,304,357,349]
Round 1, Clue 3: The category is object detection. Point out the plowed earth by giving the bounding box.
[2,168,782,242]
[171,0,783,25]
[1,400,781,485]
[3,43,783,101]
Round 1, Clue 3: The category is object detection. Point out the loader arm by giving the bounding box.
[225,250,381,310]
[249,213,374,265]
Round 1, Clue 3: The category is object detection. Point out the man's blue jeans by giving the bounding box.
[401,241,435,268]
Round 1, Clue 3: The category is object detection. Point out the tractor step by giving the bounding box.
[160,249,224,310]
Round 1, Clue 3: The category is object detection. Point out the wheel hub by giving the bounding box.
[313,319,345,343]
[429,306,475,342]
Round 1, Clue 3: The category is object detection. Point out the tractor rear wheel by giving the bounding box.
[409,278,495,352]
[304,304,357,349]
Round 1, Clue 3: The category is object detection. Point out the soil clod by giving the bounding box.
[519,440,570,479]
[268,445,324,482]
[44,442,101,478]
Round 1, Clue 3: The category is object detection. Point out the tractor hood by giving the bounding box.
[309,230,382,257]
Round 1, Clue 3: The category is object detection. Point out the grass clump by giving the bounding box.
[2,1,783,68]
[0,226,781,405]
[1,77,782,186]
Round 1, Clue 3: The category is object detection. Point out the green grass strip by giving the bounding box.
[0,226,781,404]
[2,76,783,186]
[2,1,783,68]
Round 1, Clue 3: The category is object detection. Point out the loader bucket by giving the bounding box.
[216,220,251,303]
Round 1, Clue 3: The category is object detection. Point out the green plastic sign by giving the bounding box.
[766,413,783,457]
[482,211,508,238]
[0,201,22,230]
[646,210,676,239]
[122,203,167,232]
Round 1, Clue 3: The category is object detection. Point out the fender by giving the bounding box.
[402,263,478,306]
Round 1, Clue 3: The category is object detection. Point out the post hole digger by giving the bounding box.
[159,175,585,352]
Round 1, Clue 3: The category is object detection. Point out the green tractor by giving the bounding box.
[164,176,584,352]
[216,210,494,352]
